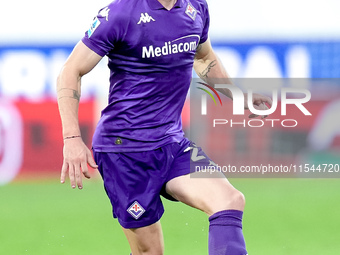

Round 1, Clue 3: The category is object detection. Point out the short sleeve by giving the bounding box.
[199,0,210,44]
[82,2,126,57]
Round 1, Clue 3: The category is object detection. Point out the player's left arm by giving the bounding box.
[194,38,272,117]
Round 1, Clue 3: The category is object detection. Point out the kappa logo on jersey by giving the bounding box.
[185,2,197,21]
[98,7,110,21]
[127,201,145,219]
[88,17,101,38]
[137,13,155,24]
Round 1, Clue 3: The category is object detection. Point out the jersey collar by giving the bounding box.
[147,0,184,10]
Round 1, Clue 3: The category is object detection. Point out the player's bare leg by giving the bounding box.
[166,172,245,215]
[122,221,164,255]
[166,172,247,255]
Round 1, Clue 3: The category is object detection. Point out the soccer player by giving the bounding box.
[57,0,272,254]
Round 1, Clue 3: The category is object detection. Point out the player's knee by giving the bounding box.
[134,240,164,255]
[210,189,245,214]
[135,245,164,255]
[228,189,245,211]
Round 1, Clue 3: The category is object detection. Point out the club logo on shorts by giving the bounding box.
[127,201,145,219]
[185,2,197,21]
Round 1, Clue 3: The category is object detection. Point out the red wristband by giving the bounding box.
[63,135,81,140]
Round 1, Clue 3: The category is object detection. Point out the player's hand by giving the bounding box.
[60,137,98,189]
[244,93,273,119]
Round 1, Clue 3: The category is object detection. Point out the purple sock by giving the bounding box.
[208,210,248,255]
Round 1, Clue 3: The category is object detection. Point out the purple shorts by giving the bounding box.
[93,137,212,229]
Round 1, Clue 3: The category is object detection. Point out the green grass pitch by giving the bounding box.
[1,177,340,254]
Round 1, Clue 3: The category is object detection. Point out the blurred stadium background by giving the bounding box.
[0,0,339,254]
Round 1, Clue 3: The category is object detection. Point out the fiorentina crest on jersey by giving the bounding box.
[185,2,197,21]
[127,201,145,219]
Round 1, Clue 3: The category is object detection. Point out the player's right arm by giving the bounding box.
[57,41,102,189]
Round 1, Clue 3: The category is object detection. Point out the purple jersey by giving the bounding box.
[82,0,210,152]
